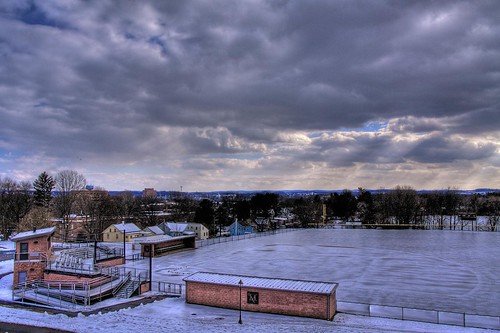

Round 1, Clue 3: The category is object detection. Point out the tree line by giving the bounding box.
[1,171,499,241]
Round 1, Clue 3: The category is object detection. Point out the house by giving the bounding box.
[185,223,209,240]
[102,222,146,242]
[10,226,56,285]
[254,217,269,232]
[158,222,188,237]
[229,220,253,236]
[143,226,164,236]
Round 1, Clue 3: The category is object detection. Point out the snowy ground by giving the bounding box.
[1,230,499,332]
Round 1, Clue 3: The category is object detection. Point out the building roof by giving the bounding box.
[133,234,173,244]
[112,223,142,234]
[166,222,188,233]
[231,220,252,228]
[183,272,338,295]
[138,234,195,244]
[145,226,164,235]
[10,226,57,242]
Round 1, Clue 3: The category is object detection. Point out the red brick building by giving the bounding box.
[184,272,338,320]
[10,226,56,286]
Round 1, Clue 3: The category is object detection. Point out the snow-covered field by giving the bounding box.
[1,229,499,332]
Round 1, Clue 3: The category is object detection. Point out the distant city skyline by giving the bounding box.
[0,1,499,191]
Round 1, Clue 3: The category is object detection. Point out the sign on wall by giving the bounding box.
[247,291,259,305]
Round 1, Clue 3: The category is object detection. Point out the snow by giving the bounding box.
[183,271,338,294]
[113,223,142,233]
[1,229,499,332]
[9,226,56,241]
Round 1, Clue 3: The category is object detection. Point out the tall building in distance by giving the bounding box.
[143,188,157,199]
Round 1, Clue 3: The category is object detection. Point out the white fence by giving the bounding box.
[337,301,500,330]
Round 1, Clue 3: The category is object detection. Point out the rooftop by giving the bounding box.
[112,223,142,234]
[10,227,57,242]
[183,272,338,295]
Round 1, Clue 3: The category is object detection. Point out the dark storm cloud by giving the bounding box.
[0,0,498,189]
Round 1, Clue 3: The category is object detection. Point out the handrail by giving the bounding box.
[112,271,131,295]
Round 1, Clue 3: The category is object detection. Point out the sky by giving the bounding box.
[0,0,499,192]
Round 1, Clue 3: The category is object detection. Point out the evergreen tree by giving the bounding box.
[33,171,55,207]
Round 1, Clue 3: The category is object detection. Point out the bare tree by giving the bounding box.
[17,206,54,232]
[53,170,87,241]
[385,185,419,225]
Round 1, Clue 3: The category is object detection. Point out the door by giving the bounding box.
[18,271,27,285]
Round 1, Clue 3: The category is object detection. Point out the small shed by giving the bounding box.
[183,272,338,320]
[10,226,56,286]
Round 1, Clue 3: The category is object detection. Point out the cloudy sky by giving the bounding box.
[0,0,499,191]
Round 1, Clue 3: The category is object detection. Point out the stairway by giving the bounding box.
[114,279,141,298]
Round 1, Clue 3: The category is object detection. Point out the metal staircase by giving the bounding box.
[114,279,141,298]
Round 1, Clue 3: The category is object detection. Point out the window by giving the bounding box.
[107,234,109,240]
[19,242,29,260]
[116,234,118,239]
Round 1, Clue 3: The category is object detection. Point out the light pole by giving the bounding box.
[238,279,243,324]
[123,229,126,264]
[148,245,153,291]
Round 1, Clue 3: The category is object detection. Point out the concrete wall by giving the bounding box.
[185,281,336,320]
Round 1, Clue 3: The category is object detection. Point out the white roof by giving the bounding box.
[10,226,57,242]
[183,272,338,295]
[167,222,188,232]
[133,234,173,244]
[145,226,164,235]
[112,223,142,234]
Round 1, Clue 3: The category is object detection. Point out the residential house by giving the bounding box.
[143,226,164,236]
[102,222,146,242]
[185,223,209,240]
[229,220,253,236]
[159,222,188,237]
[254,217,270,232]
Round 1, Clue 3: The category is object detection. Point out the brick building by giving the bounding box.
[184,272,338,320]
[10,226,56,285]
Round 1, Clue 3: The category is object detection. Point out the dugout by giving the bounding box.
[184,272,338,320]
[140,235,196,257]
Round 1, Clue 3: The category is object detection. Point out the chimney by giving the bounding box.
[33,226,37,233]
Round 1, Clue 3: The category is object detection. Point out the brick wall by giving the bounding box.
[12,261,45,286]
[140,282,150,294]
[13,234,53,286]
[97,257,125,267]
[43,272,93,282]
[15,235,52,256]
[185,281,337,320]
